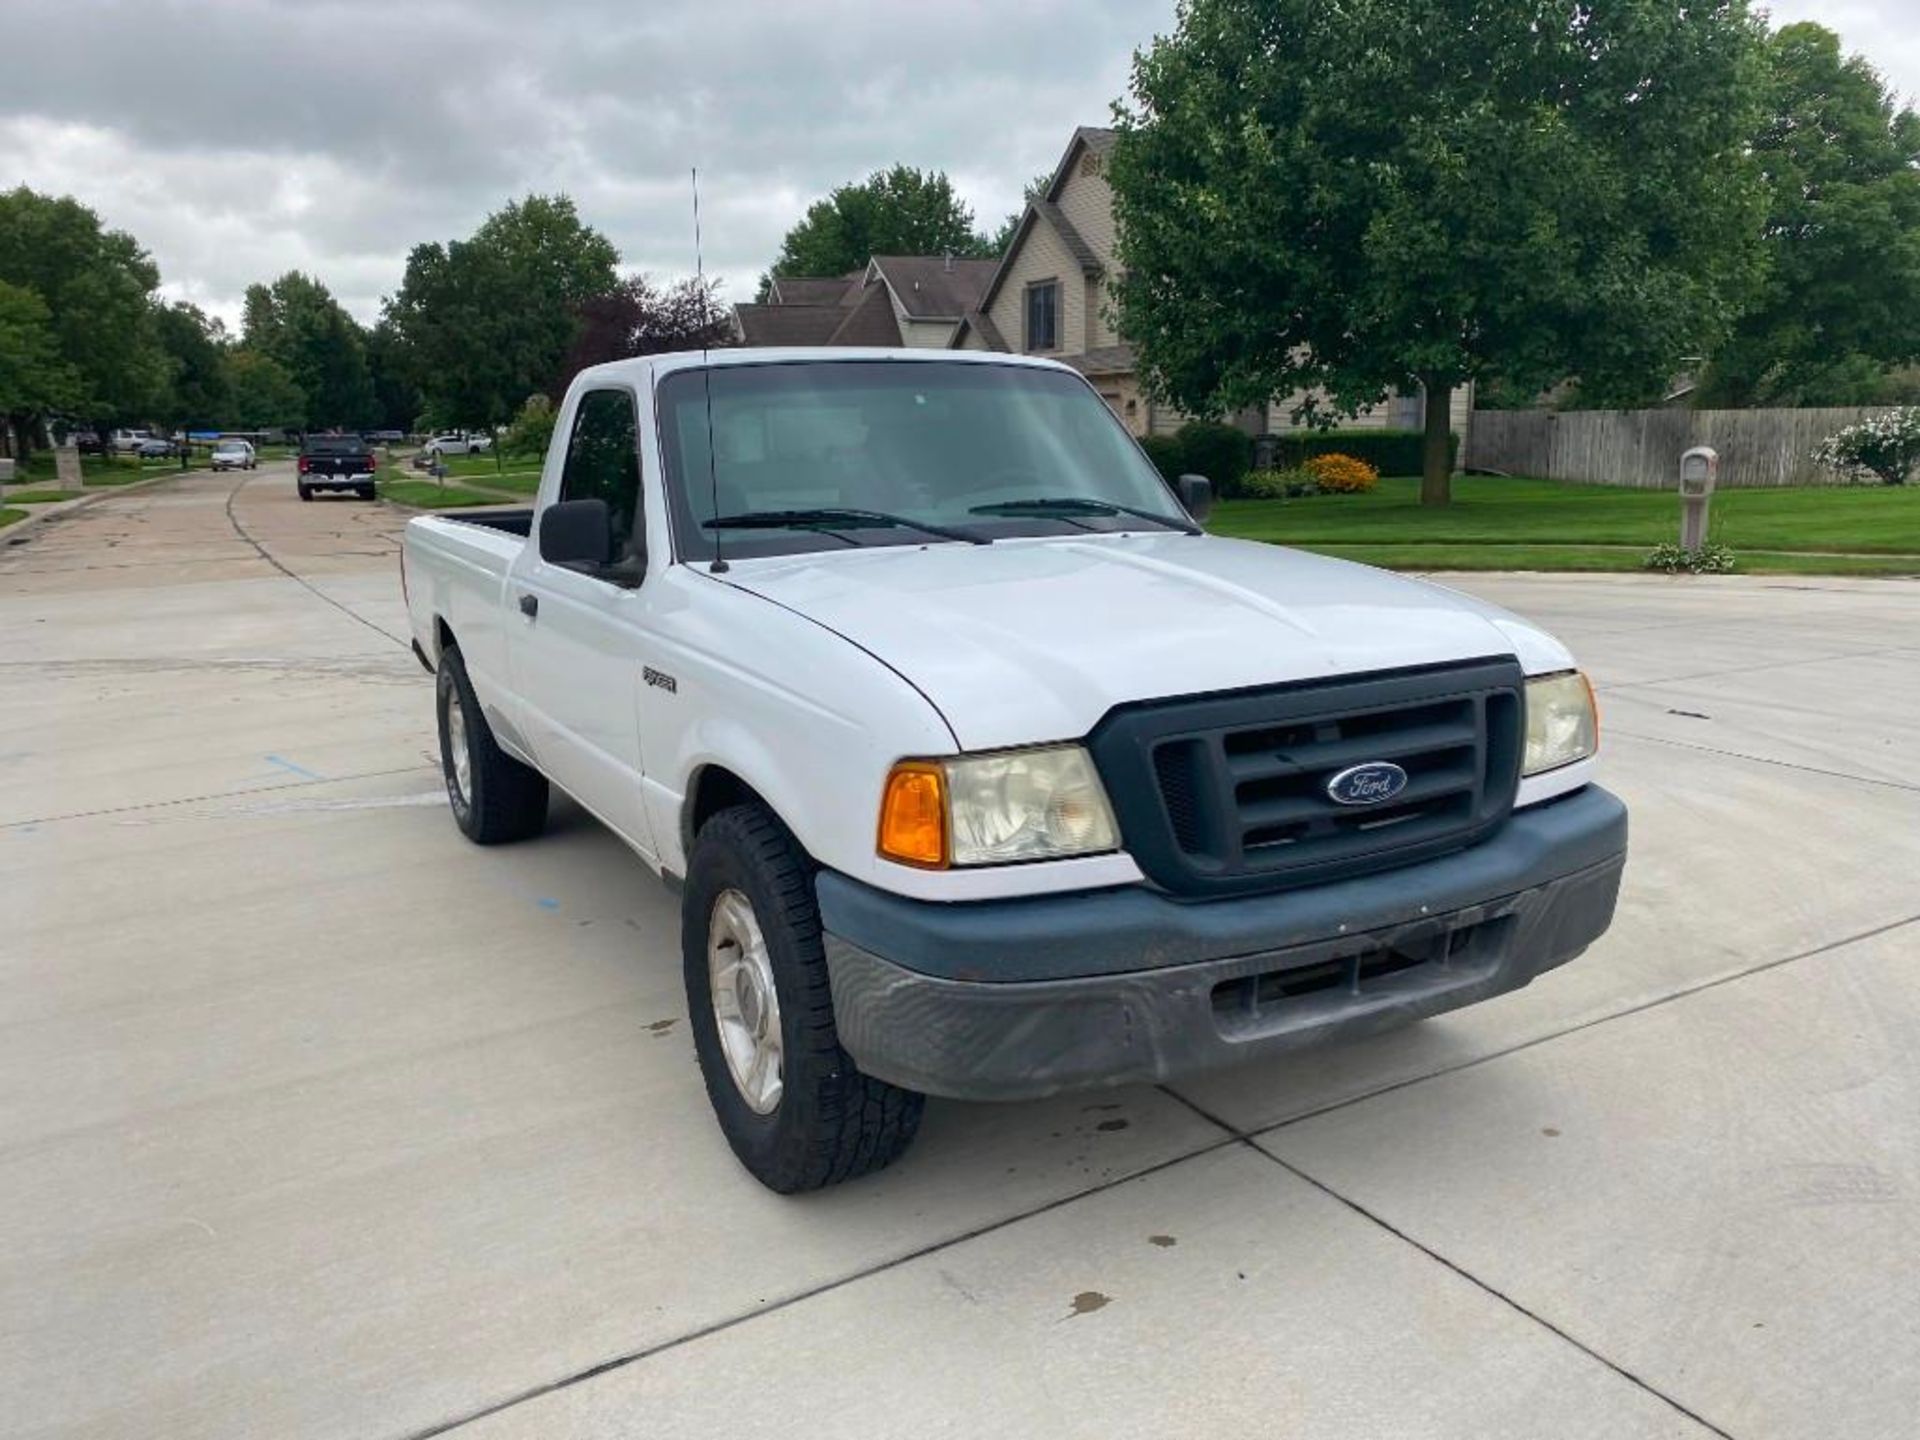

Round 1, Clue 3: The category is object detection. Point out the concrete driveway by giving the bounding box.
[4,467,1916,1440]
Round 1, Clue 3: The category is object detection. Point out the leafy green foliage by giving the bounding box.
[242,272,375,428]
[1263,429,1455,477]
[1172,420,1252,494]
[1698,25,1920,406]
[0,279,77,418]
[1241,466,1322,499]
[222,349,306,430]
[502,393,556,459]
[555,274,732,393]
[389,195,620,430]
[1813,408,1920,485]
[768,166,997,284]
[1645,541,1737,573]
[1109,0,1769,504]
[1138,432,1184,482]
[0,187,169,423]
[154,303,228,428]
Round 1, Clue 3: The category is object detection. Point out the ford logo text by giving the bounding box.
[1325,761,1409,807]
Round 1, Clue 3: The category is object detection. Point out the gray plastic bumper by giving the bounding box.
[819,786,1626,1101]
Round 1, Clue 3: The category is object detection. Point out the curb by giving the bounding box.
[0,468,196,548]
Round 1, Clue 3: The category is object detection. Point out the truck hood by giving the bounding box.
[722,533,1572,750]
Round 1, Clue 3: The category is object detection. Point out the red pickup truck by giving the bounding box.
[298,435,377,501]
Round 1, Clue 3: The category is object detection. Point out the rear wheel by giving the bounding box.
[684,804,924,1192]
[357,483,376,501]
[435,645,548,844]
[297,483,312,501]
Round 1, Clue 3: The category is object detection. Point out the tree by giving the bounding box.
[1109,0,1769,504]
[155,302,229,428]
[241,272,375,429]
[0,187,169,430]
[0,280,77,455]
[222,349,306,431]
[1697,24,1920,406]
[768,166,998,283]
[364,319,422,433]
[554,274,733,393]
[388,194,620,431]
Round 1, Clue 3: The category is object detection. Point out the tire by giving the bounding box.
[297,484,312,501]
[358,484,376,501]
[684,803,925,1192]
[435,645,549,844]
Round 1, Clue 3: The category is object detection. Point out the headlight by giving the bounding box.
[1524,671,1598,775]
[877,745,1120,868]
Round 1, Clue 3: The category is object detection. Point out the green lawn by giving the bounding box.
[377,478,506,509]
[437,451,542,480]
[1,488,90,504]
[0,507,24,530]
[1208,475,1920,572]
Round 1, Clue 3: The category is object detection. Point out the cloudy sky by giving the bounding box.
[3,0,1915,332]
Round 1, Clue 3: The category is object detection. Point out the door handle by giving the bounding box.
[518,593,538,619]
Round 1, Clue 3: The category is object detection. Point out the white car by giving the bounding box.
[209,439,256,471]
[423,431,493,457]
[400,348,1626,1192]
[107,428,154,455]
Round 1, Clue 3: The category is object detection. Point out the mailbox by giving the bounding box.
[1679,445,1718,549]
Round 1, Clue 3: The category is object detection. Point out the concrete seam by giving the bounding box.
[1605,727,1920,794]
[222,471,412,649]
[0,764,437,831]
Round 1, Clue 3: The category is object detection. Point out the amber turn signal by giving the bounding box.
[877,761,948,868]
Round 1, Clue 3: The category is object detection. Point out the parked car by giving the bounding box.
[135,438,176,460]
[400,349,1626,1193]
[297,434,376,500]
[364,429,408,444]
[66,430,104,455]
[210,439,257,471]
[107,428,154,455]
[422,431,493,457]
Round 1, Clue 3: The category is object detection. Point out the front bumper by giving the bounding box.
[819,785,1626,1101]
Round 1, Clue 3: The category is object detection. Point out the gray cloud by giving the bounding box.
[4,0,1914,329]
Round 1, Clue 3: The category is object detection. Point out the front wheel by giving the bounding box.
[684,804,925,1192]
[435,646,549,844]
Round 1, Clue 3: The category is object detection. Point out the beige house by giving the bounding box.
[951,127,1470,451]
[735,255,999,350]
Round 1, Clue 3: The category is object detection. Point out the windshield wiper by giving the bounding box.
[968,496,1200,535]
[702,508,989,545]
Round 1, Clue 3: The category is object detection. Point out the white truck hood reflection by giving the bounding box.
[721,533,1571,751]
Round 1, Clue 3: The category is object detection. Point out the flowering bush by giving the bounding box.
[1304,452,1380,493]
[1241,466,1322,499]
[1813,408,1920,485]
[1644,541,1736,574]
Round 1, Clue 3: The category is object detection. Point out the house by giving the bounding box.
[951,127,1470,450]
[734,255,999,350]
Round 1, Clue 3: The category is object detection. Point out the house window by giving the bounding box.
[1025,281,1059,352]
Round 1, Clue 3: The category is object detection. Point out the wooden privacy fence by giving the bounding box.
[1465,406,1895,488]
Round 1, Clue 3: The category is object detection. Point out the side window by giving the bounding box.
[1024,280,1059,352]
[558,388,644,566]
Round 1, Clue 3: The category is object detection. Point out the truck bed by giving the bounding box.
[432,507,533,537]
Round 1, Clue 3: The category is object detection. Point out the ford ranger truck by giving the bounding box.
[400,348,1626,1193]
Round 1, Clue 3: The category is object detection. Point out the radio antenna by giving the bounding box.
[692,166,727,574]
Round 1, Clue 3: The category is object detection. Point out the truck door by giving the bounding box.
[504,386,658,861]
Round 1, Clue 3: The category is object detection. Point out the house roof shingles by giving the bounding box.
[825,283,904,346]
[733,304,846,346]
[868,256,999,319]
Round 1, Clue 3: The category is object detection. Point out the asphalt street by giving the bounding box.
[4,463,1917,1439]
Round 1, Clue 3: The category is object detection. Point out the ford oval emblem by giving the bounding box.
[1326,761,1409,807]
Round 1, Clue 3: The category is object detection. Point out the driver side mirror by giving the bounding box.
[540,497,615,568]
[1176,474,1213,525]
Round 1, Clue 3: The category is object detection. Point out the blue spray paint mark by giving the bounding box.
[536,897,560,912]
[265,754,324,781]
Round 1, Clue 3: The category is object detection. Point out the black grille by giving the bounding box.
[1088,659,1525,897]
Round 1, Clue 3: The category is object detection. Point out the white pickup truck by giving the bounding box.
[401,348,1626,1192]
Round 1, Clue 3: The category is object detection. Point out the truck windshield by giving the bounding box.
[654,360,1191,561]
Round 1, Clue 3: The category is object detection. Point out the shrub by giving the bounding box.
[1241,466,1322,499]
[1139,432,1185,483]
[1262,427,1456,477]
[1813,408,1920,485]
[1644,541,1736,574]
[1304,452,1379,493]
[1174,420,1253,495]
[502,393,555,459]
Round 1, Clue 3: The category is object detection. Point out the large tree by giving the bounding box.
[222,349,306,431]
[241,272,375,429]
[0,280,77,455]
[1109,0,1769,504]
[0,187,169,431]
[364,319,422,433]
[553,274,733,393]
[768,166,997,284]
[154,302,229,429]
[1697,23,1920,406]
[388,194,620,430]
